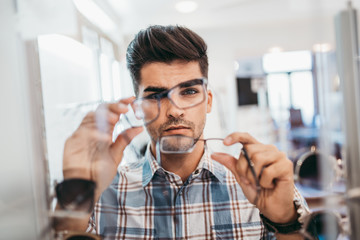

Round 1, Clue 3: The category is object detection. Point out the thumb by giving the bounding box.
[211,152,251,186]
[111,126,144,163]
[211,152,238,176]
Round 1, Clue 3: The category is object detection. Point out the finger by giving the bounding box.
[211,152,237,173]
[248,150,280,178]
[108,96,136,115]
[110,126,144,164]
[80,111,96,126]
[95,108,122,133]
[259,159,293,189]
[223,132,260,146]
[97,102,129,118]
[211,153,250,185]
[245,144,278,159]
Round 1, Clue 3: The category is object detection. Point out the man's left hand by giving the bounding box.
[211,132,297,224]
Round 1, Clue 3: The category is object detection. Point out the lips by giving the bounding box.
[163,125,192,135]
[165,125,190,132]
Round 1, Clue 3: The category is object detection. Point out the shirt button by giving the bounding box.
[194,169,200,174]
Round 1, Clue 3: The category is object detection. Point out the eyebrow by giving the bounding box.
[143,86,168,93]
[143,79,203,93]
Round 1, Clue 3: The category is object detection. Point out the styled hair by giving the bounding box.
[126,25,208,95]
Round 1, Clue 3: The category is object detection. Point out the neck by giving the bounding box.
[151,140,204,182]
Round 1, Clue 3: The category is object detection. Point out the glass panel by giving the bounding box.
[266,73,290,125]
[99,53,114,101]
[290,71,314,126]
[38,35,101,184]
[263,51,312,73]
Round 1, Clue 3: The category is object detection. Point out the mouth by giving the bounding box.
[164,125,191,134]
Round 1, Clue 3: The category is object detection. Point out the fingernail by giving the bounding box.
[224,136,232,144]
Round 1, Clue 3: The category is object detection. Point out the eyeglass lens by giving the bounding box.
[160,135,197,154]
[159,135,243,156]
[133,78,207,125]
[305,212,340,240]
[297,152,336,190]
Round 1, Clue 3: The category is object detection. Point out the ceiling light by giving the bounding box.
[268,46,284,53]
[175,1,198,14]
[313,43,332,52]
[73,0,117,33]
[234,61,240,71]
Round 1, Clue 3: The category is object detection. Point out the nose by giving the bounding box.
[162,98,185,119]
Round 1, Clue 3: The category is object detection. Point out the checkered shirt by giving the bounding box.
[87,145,305,239]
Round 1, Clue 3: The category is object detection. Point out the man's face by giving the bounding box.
[137,60,212,147]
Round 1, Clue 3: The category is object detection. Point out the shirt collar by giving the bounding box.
[142,143,227,187]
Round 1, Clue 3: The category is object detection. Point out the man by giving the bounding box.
[58,25,308,239]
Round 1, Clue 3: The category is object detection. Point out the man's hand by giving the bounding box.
[211,132,297,224]
[62,97,143,197]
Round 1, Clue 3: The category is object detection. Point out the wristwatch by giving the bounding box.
[260,199,306,234]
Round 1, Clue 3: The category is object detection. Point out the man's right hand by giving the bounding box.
[62,97,143,198]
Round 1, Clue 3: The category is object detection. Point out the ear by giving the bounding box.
[206,89,213,113]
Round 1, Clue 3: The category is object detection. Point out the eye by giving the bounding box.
[181,88,199,96]
[144,93,160,100]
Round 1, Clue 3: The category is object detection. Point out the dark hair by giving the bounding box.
[126,25,208,95]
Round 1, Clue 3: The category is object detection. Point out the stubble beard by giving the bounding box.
[147,116,206,149]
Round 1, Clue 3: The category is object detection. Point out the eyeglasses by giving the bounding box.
[293,147,351,239]
[300,209,348,240]
[132,78,208,125]
[158,135,241,158]
[294,147,344,191]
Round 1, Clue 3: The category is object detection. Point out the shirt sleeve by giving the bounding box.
[294,185,311,224]
[86,209,97,234]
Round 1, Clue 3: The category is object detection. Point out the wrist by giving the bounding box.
[260,213,301,234]
[264,202,297,224]
[261,199,308,234]
[63,167,91,180]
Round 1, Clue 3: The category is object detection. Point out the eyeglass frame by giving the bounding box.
[159,135,236,154]
[294,147,344,190]
[292,147,351,239]
[300,209,348,240]
[132,77,208,125]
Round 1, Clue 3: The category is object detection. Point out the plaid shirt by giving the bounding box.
[87,145,305,239]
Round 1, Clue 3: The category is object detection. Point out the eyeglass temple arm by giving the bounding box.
[242,148,261,192]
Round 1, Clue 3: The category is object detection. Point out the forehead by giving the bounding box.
[139,61,202,90]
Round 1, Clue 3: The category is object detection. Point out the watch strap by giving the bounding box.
[260,213,302,234]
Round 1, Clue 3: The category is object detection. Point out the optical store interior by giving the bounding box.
[2,0,360,239]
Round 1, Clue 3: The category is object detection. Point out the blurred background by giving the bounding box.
[1,0,360,239]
